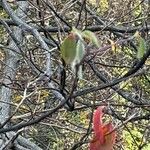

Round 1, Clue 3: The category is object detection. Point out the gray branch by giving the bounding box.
[0,1,43,149]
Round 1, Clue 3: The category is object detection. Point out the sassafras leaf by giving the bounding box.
[82,30,100,47]
[134,31,147,59]
[71,39,85,78]
[89,106,116,150]
[60,33,77,64]
[137,36,146,59]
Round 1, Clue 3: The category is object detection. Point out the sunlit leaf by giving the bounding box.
[82,30,100,47]
[134,31,147,59]
[72,27,83,41]
[76,40,85,63]
[137,36,146,59]
[71,40,85,78]
[134,31,139,38]
[108,39,116,52]
[60,33,77,64]
[61,27,99,79]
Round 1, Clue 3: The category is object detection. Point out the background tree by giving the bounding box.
[0,0,150,149]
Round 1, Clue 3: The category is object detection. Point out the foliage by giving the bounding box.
[90,106,116,150]
[0,0,150,150]
[60,28,99,78]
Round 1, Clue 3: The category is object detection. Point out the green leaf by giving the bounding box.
[82,30,100,47]
[61,27,99,79]
[60,33,77,64]
[137,36,146,59]
[71,40,85,78]
[134,31,147,59]
[75,39,85,64]
[72,27,83,40]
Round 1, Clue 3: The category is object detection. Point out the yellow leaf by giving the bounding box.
[108,39,116,52]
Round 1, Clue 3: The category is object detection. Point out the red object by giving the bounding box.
[89,106,116,150]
